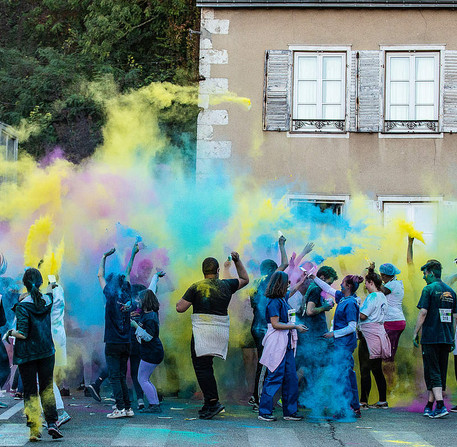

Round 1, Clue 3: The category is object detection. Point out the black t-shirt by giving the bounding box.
[139,312,164,364]
[417,280,457,344]
[250,277,270,337]
[182,278,239,315]
[103,275,132,344]
[301,282,328,337]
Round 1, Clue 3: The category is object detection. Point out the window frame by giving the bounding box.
[380,45,445,135]
[289,45,351,135]
[288,194,350,217]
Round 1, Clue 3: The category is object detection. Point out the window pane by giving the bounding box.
[416,57,435,81]
[323,80,341,103]
[390,105,409,120]
[297,80,317,103]
[298,57,317,80]
[416,81,435,104]
[390,57,409,81]
[323,105,342,119]
[415,105,435,120]
[323,56,342,80]
[390,82,409,104]
[297,104,317,119]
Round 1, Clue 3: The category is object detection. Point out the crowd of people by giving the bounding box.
[0,234,456,441]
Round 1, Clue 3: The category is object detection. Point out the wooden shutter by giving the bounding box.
[443,51,457,132]
[349,51,381,133]
[263,50,292,131]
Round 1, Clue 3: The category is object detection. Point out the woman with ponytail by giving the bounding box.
[315,273,364,419]
[358,265,391,409]
[4,268,63,441]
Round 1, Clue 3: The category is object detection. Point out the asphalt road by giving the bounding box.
[0,392,455,447]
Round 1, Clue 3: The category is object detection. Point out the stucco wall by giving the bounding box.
[198,8,457,199]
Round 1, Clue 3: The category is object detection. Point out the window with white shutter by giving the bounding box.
[384,52,440,133]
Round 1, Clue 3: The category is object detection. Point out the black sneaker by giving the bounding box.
[283,413,304,421]
[47,424,64,439]
[84,387,92,398]
[59,387,70,397]
[248,396,256,406]
[354,408,362,418]
[198,404,210,416]
[200,402,225,420]
[258,414,277,421]
[87,384,101,402]
[450,405,457,413]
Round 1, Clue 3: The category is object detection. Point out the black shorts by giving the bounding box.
[422,343,452,390]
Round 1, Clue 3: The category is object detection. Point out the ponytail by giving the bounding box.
[22,268,46,308]
[365,266,383,290]
[343,275,364,294]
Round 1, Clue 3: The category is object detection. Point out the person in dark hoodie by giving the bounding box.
[4,268,63,442]
[97,242,139,419]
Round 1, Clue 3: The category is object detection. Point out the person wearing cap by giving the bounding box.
[379,263,406,388]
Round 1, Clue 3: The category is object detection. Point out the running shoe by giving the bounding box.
[56,410,71,427]
[258,414,277,421]
[283,413,304,421]
[423,406,433,417]
[137,399,145,410]
[430,406,449,419]
[369,401,389,409]
[47,423,64,439]
[359,402,369,410]
[450,405,457,413]
[107,408,126,419]
[14,392,23,400]
[0,401,7,408]
[248,396,256,406]
[29,429,42,442]
[200,402,225,420]
[252,404,259,412]
[87,384,101,402]
[59,387,70,397]
[140,404,161,413]
[354,408,362,418]
[198,404,210,416]
[125,408,134,417]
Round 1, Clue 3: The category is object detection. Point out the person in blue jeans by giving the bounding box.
[258,271,307,421]
[97,242,139,419]
[316,274,363,419]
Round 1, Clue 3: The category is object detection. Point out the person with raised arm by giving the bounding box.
[98,242,139,419]
[249,235,288,411]
[176,251,249,420]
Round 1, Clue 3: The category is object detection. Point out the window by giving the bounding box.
[384,52,440,133]
[381,199,439,246]
[292,52,346,133]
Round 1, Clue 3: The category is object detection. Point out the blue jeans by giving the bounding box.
[0,341,10,389]
[259,348,298,417]
[105,343,131,410]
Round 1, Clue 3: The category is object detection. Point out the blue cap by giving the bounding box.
[379,263,401,276]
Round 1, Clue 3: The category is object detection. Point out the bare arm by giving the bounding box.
[5,329,26,340]
[407,236,414,266]
[294,242,314,266]
[413,308,428,339]
[176,298,192,313]
[306,300,331,316]
[270,316,307,332]
[359,313,368,321]
[277,236,289,272]
[221,259,233,279]
[98,248,116,290]
[125,242,140,283]
[231,252,249,290]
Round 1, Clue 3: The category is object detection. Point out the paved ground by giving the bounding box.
[0,392,455,446]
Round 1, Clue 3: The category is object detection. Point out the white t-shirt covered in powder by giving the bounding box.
[359,292,388,324]
[384,279,405,322]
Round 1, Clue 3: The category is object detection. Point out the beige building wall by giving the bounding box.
[197,8,457,199]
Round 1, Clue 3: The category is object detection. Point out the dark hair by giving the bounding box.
[265,271,289,299]
[202,257,219,276]
[22,268,46,307]
[131,283,147,298]
[421,260,442,279]
[141,289,160,313]
[317,266,338,282]
[260,259,278,276]
[365,267,383,290]
[343,275,364,294]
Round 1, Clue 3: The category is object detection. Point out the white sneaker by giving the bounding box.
[107,408,126,419]
[125,408,134,417]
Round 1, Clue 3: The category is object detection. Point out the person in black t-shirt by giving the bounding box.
[176,252,249,420]
[97,242,139,419]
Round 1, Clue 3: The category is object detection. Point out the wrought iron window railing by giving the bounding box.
[383,120,439,133]
[292,119,346,132]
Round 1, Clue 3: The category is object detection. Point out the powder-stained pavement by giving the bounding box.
[0,392,455,446]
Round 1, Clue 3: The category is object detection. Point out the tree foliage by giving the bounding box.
[0,0,200,162]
